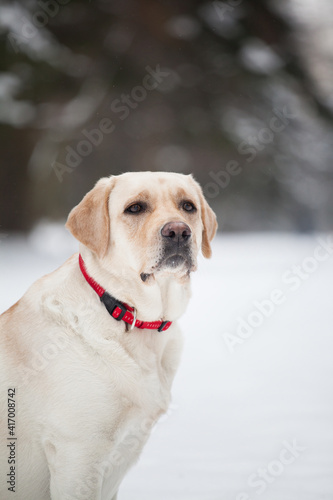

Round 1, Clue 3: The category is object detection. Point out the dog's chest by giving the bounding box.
[96,352,174,497]
[100,406,163,497]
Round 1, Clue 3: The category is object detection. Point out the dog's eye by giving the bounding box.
[183,202,196,212]
[125,203,144,214]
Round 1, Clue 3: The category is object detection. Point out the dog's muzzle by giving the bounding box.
[161,221,191,245]
[160,221,192,269]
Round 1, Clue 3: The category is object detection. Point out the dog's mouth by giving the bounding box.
[158,246,193,271]
[164,254,186,268]
[141,248,195,282]
[139,233,198,282]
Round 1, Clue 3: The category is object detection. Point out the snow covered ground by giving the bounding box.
[1,226,333,500]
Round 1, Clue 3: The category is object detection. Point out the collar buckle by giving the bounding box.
[100,292,127,321]
[79,255,173,333]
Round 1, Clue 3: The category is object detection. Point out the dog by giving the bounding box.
[0,171,217,500]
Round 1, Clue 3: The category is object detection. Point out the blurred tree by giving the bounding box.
[0,0,332,232]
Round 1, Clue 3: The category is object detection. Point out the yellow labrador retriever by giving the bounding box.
[0,171,217,500]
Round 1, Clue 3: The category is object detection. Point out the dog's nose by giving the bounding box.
[161,222,192,242]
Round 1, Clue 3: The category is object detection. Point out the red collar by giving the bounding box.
[78,254,172,332]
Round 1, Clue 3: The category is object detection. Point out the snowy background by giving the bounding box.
[1,225,332,500]
[1,0,333,497]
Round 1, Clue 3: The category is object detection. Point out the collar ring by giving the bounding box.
[129,308,137,331]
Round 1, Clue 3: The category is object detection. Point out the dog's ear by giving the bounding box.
[66,177,115,258]
[189,175,218,259]
[201,195,218,258]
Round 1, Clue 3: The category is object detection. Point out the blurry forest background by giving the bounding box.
[1,0,333,234]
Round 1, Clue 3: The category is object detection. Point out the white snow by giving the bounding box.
[1,229,332,500]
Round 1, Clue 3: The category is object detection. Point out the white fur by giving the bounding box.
[0,172,216,500]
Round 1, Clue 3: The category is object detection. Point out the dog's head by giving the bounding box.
[66,172,217,281]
